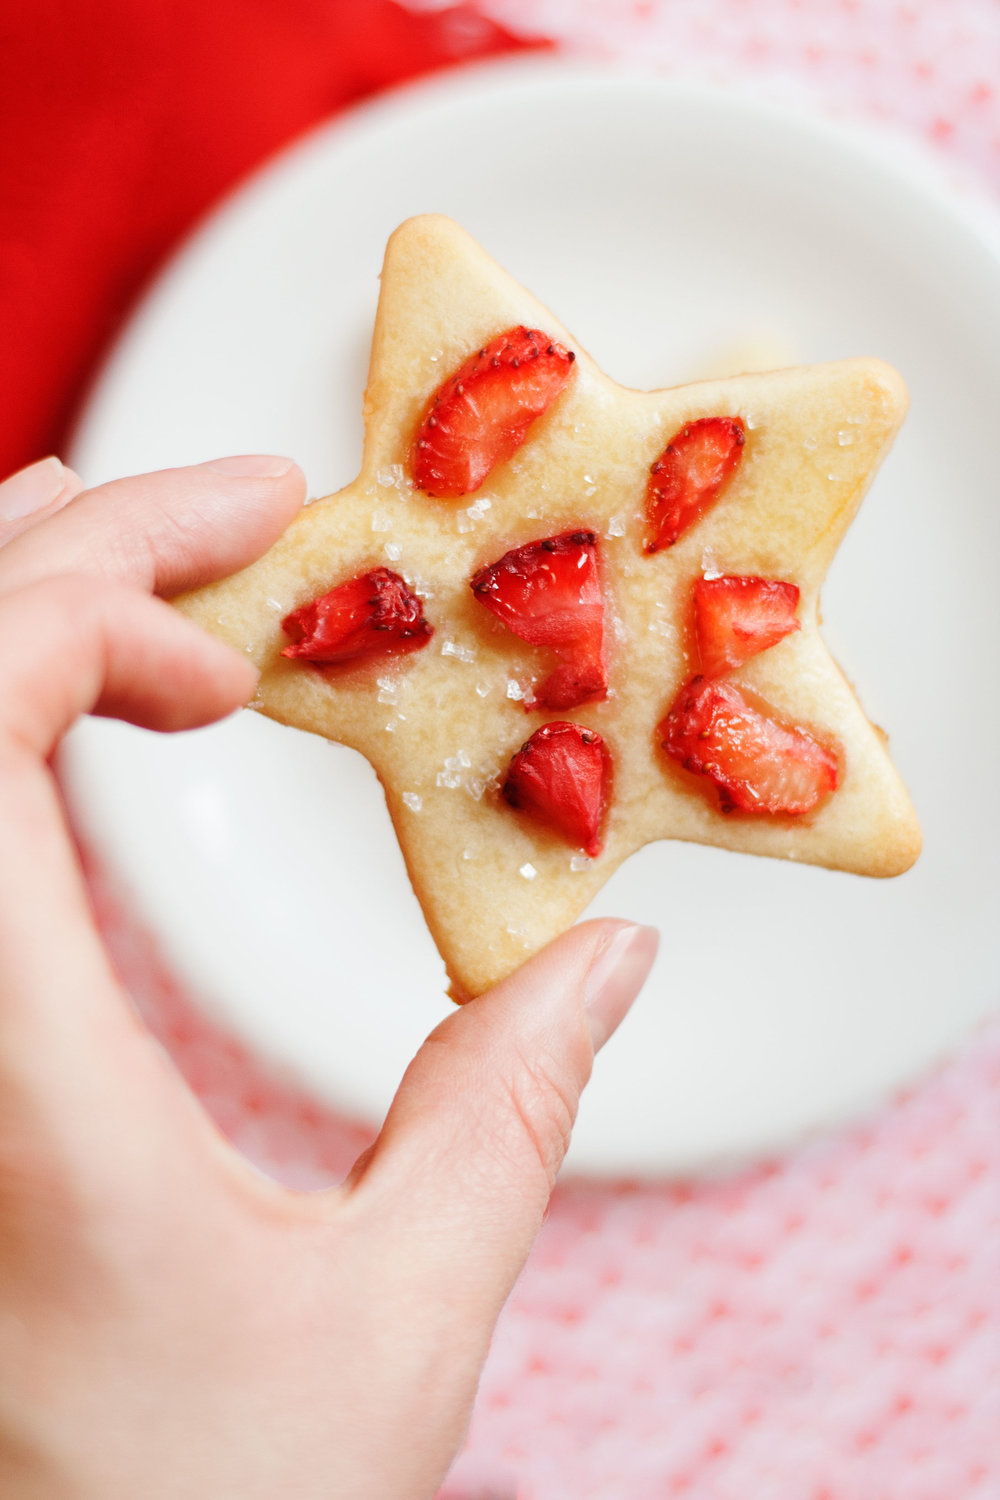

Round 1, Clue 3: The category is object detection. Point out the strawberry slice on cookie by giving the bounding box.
[281,568,432,665]
[660,676,838,816]
[646,416,746,552]
[412,326,576,497]
[471,530,607,711]
[503,722,612,857]
[694,574,801,678]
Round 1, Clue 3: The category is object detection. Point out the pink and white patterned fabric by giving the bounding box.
[88,4,1000,1495]
[408,0,1000,194]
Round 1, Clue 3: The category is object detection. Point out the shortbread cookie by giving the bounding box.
[176,214,921,1000]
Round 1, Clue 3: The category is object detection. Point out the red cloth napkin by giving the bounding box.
[0,0,542,480]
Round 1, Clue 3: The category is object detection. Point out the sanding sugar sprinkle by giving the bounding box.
[458,496,493,533]
[466,773,497,802]
[437,750,472,789]
[441,637,477,663]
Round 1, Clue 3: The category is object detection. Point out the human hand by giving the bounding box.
[0,456,657,1500]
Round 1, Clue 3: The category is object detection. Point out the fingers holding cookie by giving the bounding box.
[0,454,306,599]
[340,920,657,1328]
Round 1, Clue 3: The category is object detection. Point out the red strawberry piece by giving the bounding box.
[281,568,432,665]
[694,574,800,678]
[470,530,607,711]
[413,326,576,497]
[660,676,838,816]
[645,416,746,552]
[503,722,612,857]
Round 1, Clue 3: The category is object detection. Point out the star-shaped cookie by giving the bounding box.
[177,215,920,1000]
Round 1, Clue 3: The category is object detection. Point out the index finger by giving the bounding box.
[0,576,257,1131]
[0,457,85,546]
[0,454,306,598]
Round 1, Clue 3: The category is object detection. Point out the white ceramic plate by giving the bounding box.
[62,60,1000,1175]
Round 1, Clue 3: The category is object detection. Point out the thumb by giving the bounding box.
[345,919,657,1323]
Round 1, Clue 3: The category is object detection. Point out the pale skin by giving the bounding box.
[0,454,658,1500]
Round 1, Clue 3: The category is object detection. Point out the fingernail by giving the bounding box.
[201,454,295,478]
[584,923,659,1051]
[0,455,72,521]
